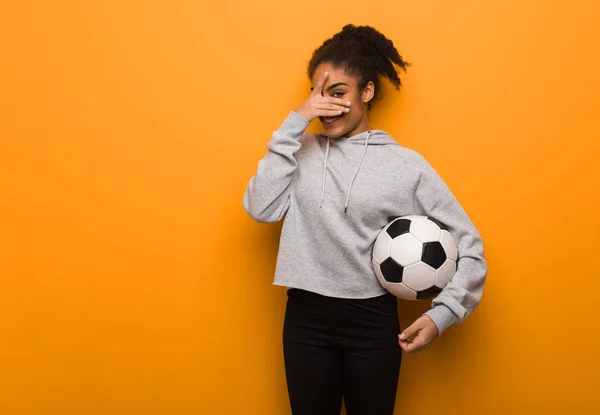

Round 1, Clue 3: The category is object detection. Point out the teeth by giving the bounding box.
[324,115,342,124]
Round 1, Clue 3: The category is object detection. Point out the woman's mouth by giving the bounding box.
[321,114,345,126]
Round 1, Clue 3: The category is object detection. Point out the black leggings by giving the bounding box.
[283,288,402,415]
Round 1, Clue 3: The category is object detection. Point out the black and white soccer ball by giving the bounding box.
[372,215,458,301]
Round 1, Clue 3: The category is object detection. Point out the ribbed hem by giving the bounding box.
[423,304,460,337]
[277,111,310,137]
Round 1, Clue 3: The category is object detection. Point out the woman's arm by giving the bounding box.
[242,71,351,223]
[242,112,309,223]
[411,152,488,336]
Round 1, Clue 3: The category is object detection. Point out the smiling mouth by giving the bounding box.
[321,114,345,125]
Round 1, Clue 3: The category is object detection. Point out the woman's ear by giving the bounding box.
[362,81,375,104]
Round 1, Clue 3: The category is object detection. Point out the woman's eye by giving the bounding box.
[332,91,344,98]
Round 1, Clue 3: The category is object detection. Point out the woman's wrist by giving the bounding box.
[294,107,313,123]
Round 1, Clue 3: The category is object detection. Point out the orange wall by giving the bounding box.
[1,1,599,414]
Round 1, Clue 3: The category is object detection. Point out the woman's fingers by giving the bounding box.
[296,75,351,123]
[322,97,352,107]
[316,103,351,112]
[311,71,329,96]
[315,108,346,117]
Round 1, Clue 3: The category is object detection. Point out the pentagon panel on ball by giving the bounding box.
[421,241,446,269]
[371,215,459,301]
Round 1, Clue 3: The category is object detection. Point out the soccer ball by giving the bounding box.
[372,215,458,301]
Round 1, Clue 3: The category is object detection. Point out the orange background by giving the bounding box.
[1,1,599,414]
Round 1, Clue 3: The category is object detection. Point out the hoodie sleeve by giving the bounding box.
[242,111,310,223]
[410,152,488,336]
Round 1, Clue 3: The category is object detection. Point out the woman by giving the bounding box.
[242,24,487,415]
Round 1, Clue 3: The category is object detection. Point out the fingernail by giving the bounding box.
[399,333,406,340]
[344,108,349,112]
[346,101,351,106]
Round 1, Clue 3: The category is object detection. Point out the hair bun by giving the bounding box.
[340,24,399,63]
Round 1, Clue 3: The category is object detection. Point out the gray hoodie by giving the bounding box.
[242,111,487,335]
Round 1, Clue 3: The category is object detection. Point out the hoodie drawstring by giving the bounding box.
[344,131,371,213]
[320,131,372,214]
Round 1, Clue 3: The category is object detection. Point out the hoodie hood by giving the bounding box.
[317,129,396,214]
[319,129,398,145]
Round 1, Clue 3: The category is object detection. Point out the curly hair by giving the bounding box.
[308,24,410,109]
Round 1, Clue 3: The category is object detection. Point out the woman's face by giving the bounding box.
[311,62,374,138]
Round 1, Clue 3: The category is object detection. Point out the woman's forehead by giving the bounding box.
[311,64,356,87]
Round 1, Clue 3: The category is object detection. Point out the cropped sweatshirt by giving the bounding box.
[242,111,488,335]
